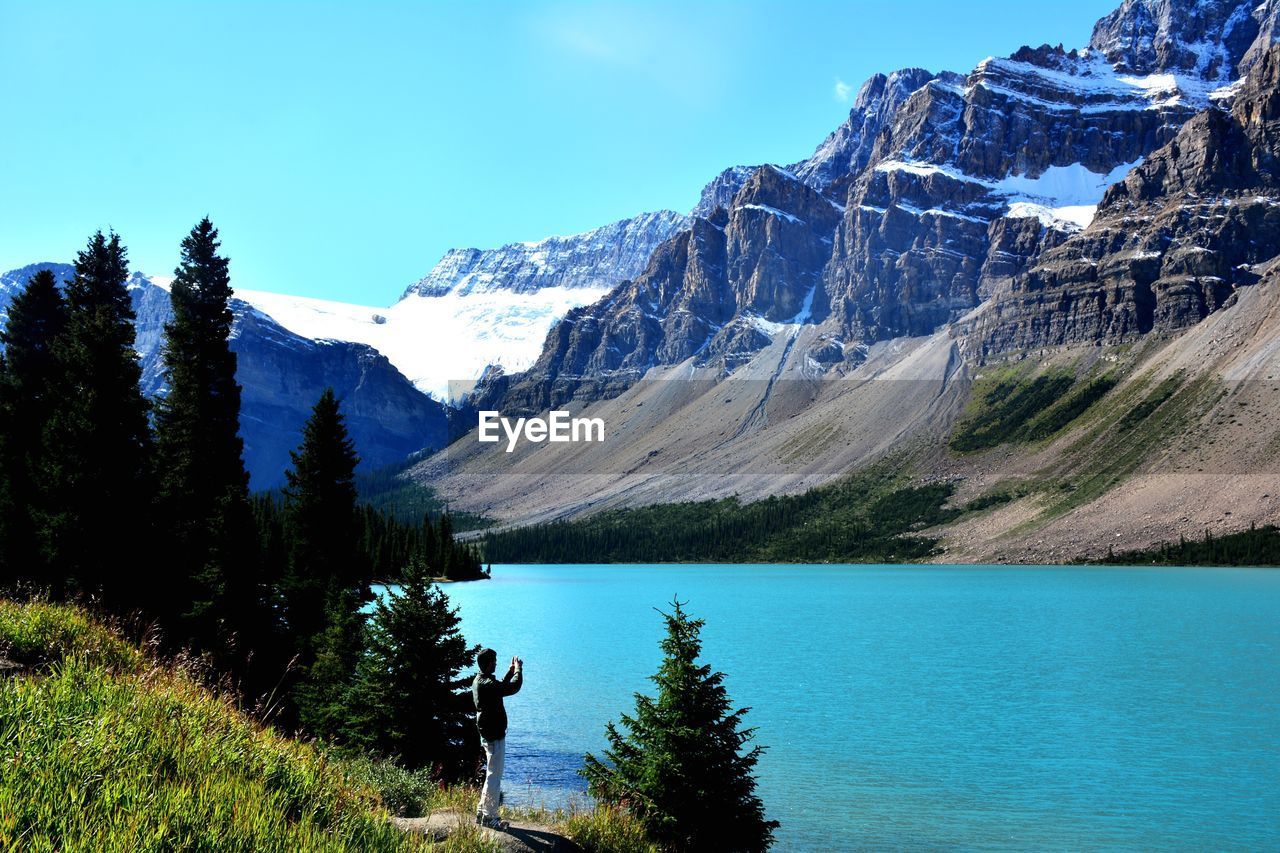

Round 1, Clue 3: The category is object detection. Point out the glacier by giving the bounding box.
[234,285,614,403]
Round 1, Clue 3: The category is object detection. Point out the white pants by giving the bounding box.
[479,737,505,819]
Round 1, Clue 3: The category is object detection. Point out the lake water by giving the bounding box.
[403,565,1279,850]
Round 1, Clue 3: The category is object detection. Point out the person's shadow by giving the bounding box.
[501,823,583,852]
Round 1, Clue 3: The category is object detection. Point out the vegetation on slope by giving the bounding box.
[481,469,1012,564]
[356,458,491,532]
[1098,524,1280,566]
[0,599,141,672]
[0,601,430,852]
[949,366,1117,452]
[0,228,724,851]
[1033,370,1210,520]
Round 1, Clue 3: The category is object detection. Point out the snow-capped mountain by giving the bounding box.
[227,209,689,401]
[233,285,617,402]
[13,0,1276,496]
[476,0,1280,417]
[419,0,1280,558]
[0,263,447,488]
[405,210,689,297]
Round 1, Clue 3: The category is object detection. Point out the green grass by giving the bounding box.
[1020,374,1118,442]
[0,600,451,852]
[1037,373,1210,519]
[1116,373,1183,433]
[341,756,443,819]
[0,599,143,672]
[507,801,658,853]
[950,367,1076,451]
[0,659,432,851]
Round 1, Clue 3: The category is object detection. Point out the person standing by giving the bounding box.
[473,648,523,829]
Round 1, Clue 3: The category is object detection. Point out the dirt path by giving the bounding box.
[392,810,581,852]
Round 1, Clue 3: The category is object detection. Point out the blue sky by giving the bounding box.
[1,1,1119,306]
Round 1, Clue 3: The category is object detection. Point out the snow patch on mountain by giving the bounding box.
[876,158,1142,229]
[235,285,612,402]
[1006,202,1098,229]
[751,285,818,336]
[970,54,1240,112]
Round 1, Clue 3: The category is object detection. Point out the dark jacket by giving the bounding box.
[473,667,522,742]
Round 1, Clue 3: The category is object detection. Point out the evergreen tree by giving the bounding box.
[281,388,368,653]
[282,389,370,729]
[294,581,366,740]
[40,232,153,602]
[582,599,778,852]
[154,219,261,652]
[437,513,453,574]
[0,270,68,587]
[344,556,478,777]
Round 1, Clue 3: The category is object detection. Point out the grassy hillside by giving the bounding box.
[476,353,1272,566]
[0,601,435,851]
[0,600,655,852]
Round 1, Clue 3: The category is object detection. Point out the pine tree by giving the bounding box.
[281,388,368,655]
[282,388,371,730]
[582,599,778,852]
[436,514,453,576]
[154,218,261,652]
[0,269,68,588]
[344,556,478,777]
[41,232,154,602]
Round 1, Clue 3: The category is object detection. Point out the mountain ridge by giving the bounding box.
[413,0,1280,563]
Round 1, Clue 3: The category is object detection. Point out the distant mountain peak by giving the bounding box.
[1089,0,1270,78]
[404,209,690,299]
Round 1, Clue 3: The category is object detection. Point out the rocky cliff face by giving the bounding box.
[0,264,447,488]
[824,0,1280,347]
[483,166,842,412]
[791,68,936,195]
[1090,0,1264,76]
[823,46,1241,343]
[217,305,446,488]
[973,41,1280,354]
[482,0,1279,413]
[692,166,759,217]
[404,210,690,297]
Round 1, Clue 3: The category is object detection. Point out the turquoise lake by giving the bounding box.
[411,564,1279,850]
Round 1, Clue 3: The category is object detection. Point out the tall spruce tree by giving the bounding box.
[283,388,369,726]
[582,599,778,852]
[282,388,368,646]
[154,219,261,652]
[343,555,478,777]
[41,232,154,603]
[0,270,68,587]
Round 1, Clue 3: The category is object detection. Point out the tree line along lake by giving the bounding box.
[380,563,1280,851]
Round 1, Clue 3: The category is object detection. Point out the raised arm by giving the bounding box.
[500,658,524,696]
